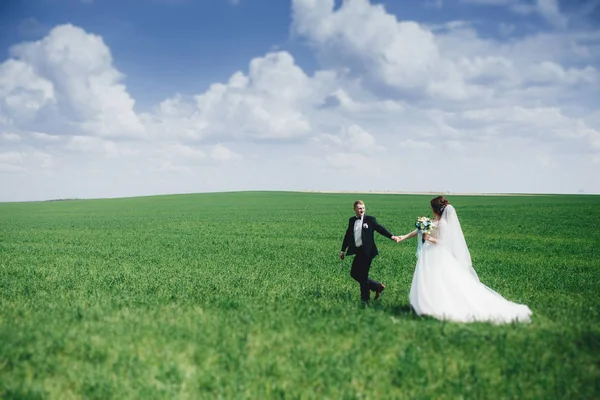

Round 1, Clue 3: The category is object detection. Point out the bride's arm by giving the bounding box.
[399,229,418,242]
[424,233,437,244]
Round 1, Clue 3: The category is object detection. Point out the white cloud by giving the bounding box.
[525,62,597,85]
[1,132,21,142]
[323,152,371,169]
[314,125,384,154]
[30,131,60,142]
[398,139,435,150]
[292,0,452,96]
[31,150,54,170]
[444,140,467,151]
[210,144,241,161]
[0,59,55,121]
[0,151,24,164]
[0,151,26,173]
[319,89,405,117]
[0,164,26,173]
[3,24,144,138]
[155,161,192,173]
[171,144,206,159]
[143,52,335,142]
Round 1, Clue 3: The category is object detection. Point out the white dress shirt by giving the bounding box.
[353,217,363,247]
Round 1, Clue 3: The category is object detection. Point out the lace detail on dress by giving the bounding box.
[430,221,440,240]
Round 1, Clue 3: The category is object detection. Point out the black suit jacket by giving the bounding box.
[341,215,393,259]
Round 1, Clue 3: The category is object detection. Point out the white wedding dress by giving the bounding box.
[409,205,532,324]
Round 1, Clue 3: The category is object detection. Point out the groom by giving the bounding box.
[340,200,400,302]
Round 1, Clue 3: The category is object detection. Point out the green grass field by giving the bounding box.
[1,191,599,399]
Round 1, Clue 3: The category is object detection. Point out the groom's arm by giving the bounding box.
[340,219,353,259]
[372,217,400,242]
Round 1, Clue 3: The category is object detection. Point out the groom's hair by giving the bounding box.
[353,200,364,209]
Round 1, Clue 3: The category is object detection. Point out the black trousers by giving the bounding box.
[350,250,381,301]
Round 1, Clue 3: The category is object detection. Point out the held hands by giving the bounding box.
[340,234,409,259]
[394,230,418,243]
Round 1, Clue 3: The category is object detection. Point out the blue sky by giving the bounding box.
[1,0,599,200]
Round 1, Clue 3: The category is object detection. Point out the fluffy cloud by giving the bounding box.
[210,144,241,161]
[292,0,453,97]
[1,24,144,138]
[293,0,599,105]
[314,125,384,155]
[0,59,54,122]
[0,151,24,165]
[1,132,21,142]
[143,51,337,142]
[0,149,54,173]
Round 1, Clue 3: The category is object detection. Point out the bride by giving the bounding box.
[399,196,532,324]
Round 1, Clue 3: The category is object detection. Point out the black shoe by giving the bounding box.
[375,283,386,300]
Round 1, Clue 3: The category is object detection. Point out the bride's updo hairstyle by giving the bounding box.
[431,196,450,216]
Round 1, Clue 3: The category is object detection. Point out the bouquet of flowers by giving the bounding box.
[415,216,433,242]
[415,216,433,233]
